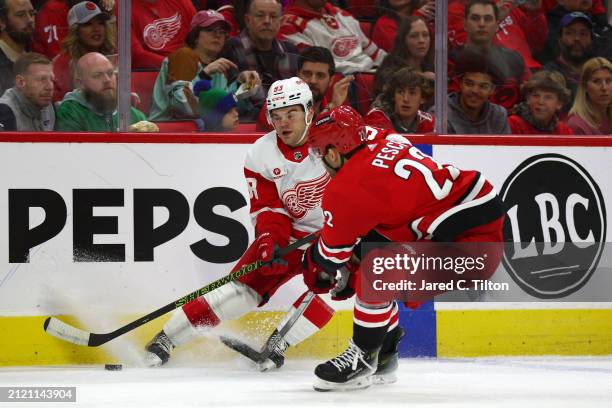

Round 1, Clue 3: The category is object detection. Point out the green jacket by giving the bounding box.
[57,89,146,131]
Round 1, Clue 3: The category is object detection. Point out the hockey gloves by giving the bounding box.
[302,245,336,293]
[256,232,289,276]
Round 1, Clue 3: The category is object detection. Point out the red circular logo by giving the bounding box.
[86,2,97,10]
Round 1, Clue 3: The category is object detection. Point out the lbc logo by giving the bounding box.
[500,154,606,298]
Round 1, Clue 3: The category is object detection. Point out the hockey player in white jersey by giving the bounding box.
[144,77,336,369]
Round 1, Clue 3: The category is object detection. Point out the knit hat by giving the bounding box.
[195,80,237,131]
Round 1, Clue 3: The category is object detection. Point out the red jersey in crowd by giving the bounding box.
[508,114,574,135]
[32,0,69,59]
[313,127,503,267]
[448,1,547,70]
[364,108,435,134]
[131,0,196,69]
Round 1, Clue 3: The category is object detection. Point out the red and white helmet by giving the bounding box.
[308,106,367,158]
[266,77,313,125]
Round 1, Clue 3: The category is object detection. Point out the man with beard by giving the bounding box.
[544,12,594,116]
[0,0,35,95]
[0,52,54,131]
[57,52,146,131]
[255,46,352,131]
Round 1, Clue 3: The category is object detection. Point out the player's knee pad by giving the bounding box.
[281,291,335,346]
[202,281,262,321]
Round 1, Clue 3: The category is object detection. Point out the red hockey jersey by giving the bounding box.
[32,0,69,59]
[364,108,435,134]
[131,0,196,69]
[314,127,502,267]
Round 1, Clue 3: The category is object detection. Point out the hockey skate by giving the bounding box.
[313,339,378,392]
[144,330,175,367]
[373,326,405,385]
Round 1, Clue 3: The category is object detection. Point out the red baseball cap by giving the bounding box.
[190,10,231,30]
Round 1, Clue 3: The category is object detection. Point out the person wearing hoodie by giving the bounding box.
[447,48,511,134]
[57,52,146,131]
[0,52,55,131]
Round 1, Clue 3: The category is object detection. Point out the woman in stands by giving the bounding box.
[508,71,574,134]
[567,57,612,135]
[148,10,261,122]
[365,67,435,133]
[52,1,116,103]
[373,15,434,97]
[372,0,435,52]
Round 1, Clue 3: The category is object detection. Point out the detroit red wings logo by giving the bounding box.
[331,36,359,59]
[281,173,330,219]
[143,13,181,51]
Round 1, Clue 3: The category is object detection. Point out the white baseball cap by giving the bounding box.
[68,1,110,27]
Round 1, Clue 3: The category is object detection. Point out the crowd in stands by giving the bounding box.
[0,0,609,135]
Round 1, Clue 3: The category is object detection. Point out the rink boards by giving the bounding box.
[0,134,611,365]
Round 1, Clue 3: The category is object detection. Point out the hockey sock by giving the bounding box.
[164,281,262,346]
[280,291,335,346]
[353,298,395,351]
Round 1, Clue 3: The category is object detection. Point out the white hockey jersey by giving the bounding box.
[244,131,330,241]
[279,3,386,74]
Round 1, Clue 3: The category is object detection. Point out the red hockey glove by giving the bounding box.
[302,245,336,294]
[256,232,288,276]
[330,264,358,301]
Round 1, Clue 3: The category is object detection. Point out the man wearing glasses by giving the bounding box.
[222,0,299,118]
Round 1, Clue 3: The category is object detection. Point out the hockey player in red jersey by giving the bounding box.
[144,77,336,370]
[302,106,505,391]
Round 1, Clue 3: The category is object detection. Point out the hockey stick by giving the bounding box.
[43,234,316,347]
[219,267,350,365]
[220,291,316,365]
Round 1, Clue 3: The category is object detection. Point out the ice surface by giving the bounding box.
[1,357,611,408]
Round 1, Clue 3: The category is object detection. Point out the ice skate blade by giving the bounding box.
[372,372,397,385]
[313,375,372,392]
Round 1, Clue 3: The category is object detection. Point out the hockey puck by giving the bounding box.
[104,364,123,371]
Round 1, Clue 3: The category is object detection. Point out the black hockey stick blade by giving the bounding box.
[220,292,316,364]
[219,335,265,363]
[43,234,316,347]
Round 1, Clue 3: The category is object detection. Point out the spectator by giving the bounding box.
[448,0,548,71]
[0,52,55,131]
[508,70,573,133]
[537,0,612,64]
[216,1,245,37]
[365,67,435,133]
[448,0,529,111]
[567,57,611,134]
[0,0,36,95]
[57,52,146,131]
[256,46,351,131]
[32,0,69,59]
[222,0,299,117]
[32,1,115,59]
[131,0,196,69]
[374,15,434,96]
[279,0,387,74]
[372,0,435,52]
[196,79,239,131]
[543,12,594,115]
[149,10,260,121]
[52,1,115,103]
[447,48,511,134]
